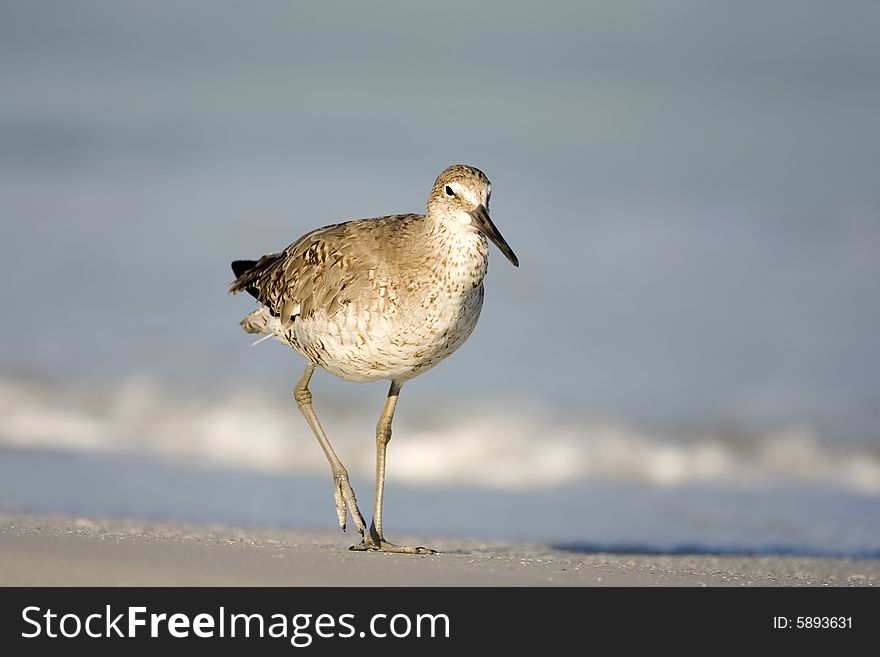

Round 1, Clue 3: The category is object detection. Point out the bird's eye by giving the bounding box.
[444,185,455,197]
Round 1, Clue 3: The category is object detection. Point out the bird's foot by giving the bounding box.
[332,470,366,536]
[349,532,436,555]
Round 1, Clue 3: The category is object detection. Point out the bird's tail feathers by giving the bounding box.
[229,254,283,298]
[240,309,269,334]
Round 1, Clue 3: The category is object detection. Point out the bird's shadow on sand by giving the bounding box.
[547,542,880,560]
[437,543,880,559]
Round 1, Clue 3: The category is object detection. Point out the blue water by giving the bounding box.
[1,1,878,556]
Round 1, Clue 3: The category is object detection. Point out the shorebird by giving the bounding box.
[229,164,518,553]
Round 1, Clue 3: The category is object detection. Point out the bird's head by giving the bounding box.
[427,164,519,267]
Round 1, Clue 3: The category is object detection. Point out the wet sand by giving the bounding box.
[0,512,876,586]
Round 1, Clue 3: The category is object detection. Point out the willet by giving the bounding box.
[229,164,518,553]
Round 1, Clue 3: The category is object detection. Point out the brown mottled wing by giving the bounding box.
[229,217,411,321]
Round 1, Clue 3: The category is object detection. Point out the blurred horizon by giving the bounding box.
[1,1,878,553]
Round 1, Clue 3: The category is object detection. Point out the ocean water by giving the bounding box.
[1,2,879,556]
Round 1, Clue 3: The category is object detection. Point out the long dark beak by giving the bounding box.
[469,204,519,267]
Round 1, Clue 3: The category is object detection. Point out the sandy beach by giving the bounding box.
[0,511,876,587]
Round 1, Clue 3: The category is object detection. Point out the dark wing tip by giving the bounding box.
[231,259,257,278]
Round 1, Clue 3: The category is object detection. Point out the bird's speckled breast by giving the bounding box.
[287,228,489,383]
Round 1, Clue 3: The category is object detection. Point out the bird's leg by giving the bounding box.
[351,381,435,554]
[294,364,366,536]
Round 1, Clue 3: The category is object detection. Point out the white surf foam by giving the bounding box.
[1,376,878,495]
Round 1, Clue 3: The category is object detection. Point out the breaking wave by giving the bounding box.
[1,376,878,495]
